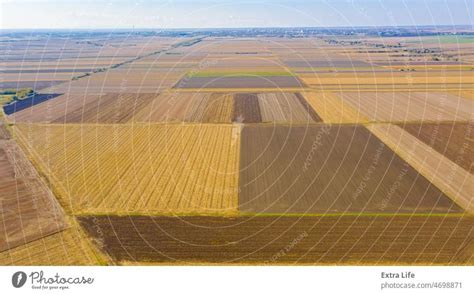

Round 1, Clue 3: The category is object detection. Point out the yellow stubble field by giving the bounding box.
[301,91,369,123]
[13,124,240,215]
[300,71,474,87]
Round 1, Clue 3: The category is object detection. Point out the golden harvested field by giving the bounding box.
[132,92,198,122]
[300,72,474,88]
[302,92,368,123]
[13,124,240,215]
[451,90,474,100]
[185,93,234,123]
[0,124,10,139]
[0,227,106,266]
[133,92,233,123]
[339,92,473,122]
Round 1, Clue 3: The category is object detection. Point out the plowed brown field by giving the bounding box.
[239,125,461,214]
[398,122,473,173]
[233,93,262,123]
[79,215,474,265]
[258,92,321,123]
[176,76,306,89]
[0,140,66,251]
[8,94,103,123]
[367,124,474,213]
[52,93,155,123]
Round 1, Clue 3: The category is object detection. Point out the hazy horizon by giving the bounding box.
[1,0,472,30]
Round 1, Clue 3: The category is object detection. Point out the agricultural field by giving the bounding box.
[259,92,321,123]
[10,91,320,124]
[8,93,104,123]
[137,92,320,123]
[232,93,262,123]
[0,226,107,266]
[79,215,473,265]
[367,124,473,213]
[1,30,473,266]
[239,125,460,214]
[452,90,474,100]
[13,124,240,215]
[397,122,473,173]
[283,59,373,68]
[299,72,474,90]
[185,93,234,123]
[338,91,473,122]
[301,92,368,123]
[132,92,203,122]
[0,137,67,252]
[50,93,156,123]
[0,124,10,139]
[175,76,307,89]
[1,36,183,92]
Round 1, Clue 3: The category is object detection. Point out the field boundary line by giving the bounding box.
[170,87,312,93]
[11,125,74,212]
[8,120,474,128]
[73,212,471,218]
[301,91,369,123]
[367,124,474,213]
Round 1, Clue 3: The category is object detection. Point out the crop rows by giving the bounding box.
[0,227,105,265]
[79,215,474,265]
[0,139,66,251]
[339,92,473,122]
[301,92,368,123]
[14,124,240,215]
[239,125,460,214]
[367,124,474,213]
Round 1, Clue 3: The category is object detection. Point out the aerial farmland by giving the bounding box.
[0,27,473,266]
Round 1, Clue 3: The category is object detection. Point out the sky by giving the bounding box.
[1,0,472,29]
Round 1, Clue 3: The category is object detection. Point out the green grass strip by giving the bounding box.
[416,36,474,44]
